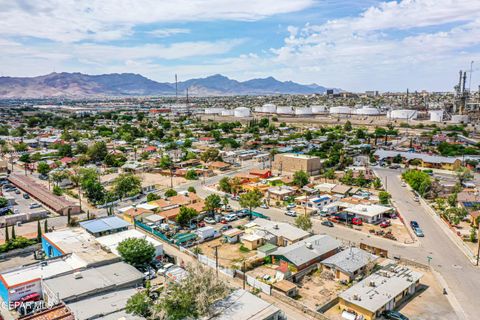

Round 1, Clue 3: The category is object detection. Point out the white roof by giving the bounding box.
[96,229,162,256]
[251,218,310,242]
[1,254,88,287]
[340,265,423,313]
[345,204,392,218]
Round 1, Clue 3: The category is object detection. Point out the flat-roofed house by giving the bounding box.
[321,248,378,282]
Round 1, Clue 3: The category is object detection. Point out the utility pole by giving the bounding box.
[213,244,220,278]
[170,165,174,189]
[243,260,246,289]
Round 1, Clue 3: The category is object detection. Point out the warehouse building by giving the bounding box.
[272,153,322,176]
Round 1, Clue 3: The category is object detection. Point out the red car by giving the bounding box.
[13,292,41,308]
[380,220,391,228]
[352,218,363,226]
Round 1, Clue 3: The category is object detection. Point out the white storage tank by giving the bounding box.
[311,105,327,114]
[204,107,225,115]
[387,109,418,120]
[276,106,294,114]
[254,106,263,113]
[261,103,277,113]
[221,109,234,116]
[450,114,469,123]
[330,106,352,114]
[234,107,251,118]
[429,110,444,122]
[355,106,380,115]
[295,107,313,116]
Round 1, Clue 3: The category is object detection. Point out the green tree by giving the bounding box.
[456,167,473,184]
[203,194,222,216]
[44,219,48,233]
[293,170,309,187]
[164,189,178,198]
[372,177,382,189]
[341,169,355,185]
[0,197,8,208]
[200,148,221,163]
[11,225,16,240]
[343,120,352,132]
[355,171,368,187]
[53,185,63,196]
[112,174,141,199]
[117,237,156,267]
[187,186,196,194]
[324,168,336,180]
[159,155,173,169]
[4,224,9,243]
[379,191,391,205]
[295,214,312,231]
[87,141,108,162]
[402,169,432,196]
[176,207,198,227]
[126,291,152,318]
[146,193,161,202]
[218,177,232,193]
[36,220,42,243]
[19,153,30,163]
[185,169,198,180]
[37,162,51,176]
[239,189,263,220]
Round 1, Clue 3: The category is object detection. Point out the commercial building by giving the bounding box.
[339,264,423,320]
[96,229,164,259]
[79,216,130,237]
[321,248,378,282]
[272,153,322,176]
[345,204,394,224]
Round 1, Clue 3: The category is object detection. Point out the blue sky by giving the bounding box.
[1,0,480,92]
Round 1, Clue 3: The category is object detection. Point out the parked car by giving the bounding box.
[389,164,401,169]
[413,196,420,202]
[236,209,249,218]
[410,221,419,229]
[23,193,30,199]
[380,220,391,228]
[29,203,41,209]
[220,225,233,232]
[285,210,297,217]
[224,214,238,222]
[414,227,424,237]
[383,310,409,320]
[286,203,296,209]
[231,195,240,201]
[15,190,21,194]
[401,182,406,187]
[222,205,233,212]
[321,220,334,227]
[352,217,363,225]
[39,174,48,180]
[157,263,174,275]
[204,217,216,224]
[260,203,269,209]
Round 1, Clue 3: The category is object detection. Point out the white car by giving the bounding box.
[260,203,269,209]
[286,203,296,209]
[225,214,238,222]
[285,210,297,217]
[204,217,216,224]
[29,203,41,209]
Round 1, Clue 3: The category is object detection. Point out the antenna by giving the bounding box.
[469,61,474,92]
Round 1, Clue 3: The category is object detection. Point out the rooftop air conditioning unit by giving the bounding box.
[73,272,83,279]
[306,242,313,249]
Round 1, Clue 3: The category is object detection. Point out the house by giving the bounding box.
[120,161,147,173]
[272,279,298,297]
[250,169,272,179]
[222,228,244,244]
[271,234,341,271]
[244,218,310,247]
[267,186,296,201]
[241,233,263,250]
[295,195,335,212]
[209,289,281,320]
[374,149,462,171]
[79,216,130,237]
[339,264,423,320]
[345,204,394,224]
[321,248,378,282]
[122,207,154,224]
[209,161,232,172]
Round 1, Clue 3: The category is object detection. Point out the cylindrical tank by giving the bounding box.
[276,106,294,114]
[262,103,277,113]
[428,110,444,122]
[450,115,469,123]
[295,107,312,116]
[204,107,225,114]
[311,105,327,114]
[355,106,380,115]
[234,107,251,118]
[387,109,418,119]
[329,106,352,114]
[221,109,234,116]
[254,106,263,113]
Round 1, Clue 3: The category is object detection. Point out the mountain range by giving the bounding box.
[0,72,339,98]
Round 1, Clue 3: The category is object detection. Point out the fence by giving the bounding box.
[197,254,236,278]
[246,275,272,295]
[135,220,172,243]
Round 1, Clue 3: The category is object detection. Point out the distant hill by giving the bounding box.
[0,72,340,98]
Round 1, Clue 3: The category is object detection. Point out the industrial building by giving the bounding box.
[339,264,423,320]
[272,153,322,176]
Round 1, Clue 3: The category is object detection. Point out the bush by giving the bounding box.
[0,237,37,253]
[53,185,63,196]
[239,245,250,253]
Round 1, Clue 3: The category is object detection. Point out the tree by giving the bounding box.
[456,167,473,184]
[341,169,355,185]
[36,220,42,243]
[4,224,9,243]
[112,173,141,199]
[158,155,173,170]
[293,170,309,187]
[379,191,391,205]
[126,291,152,318]
[176,207,198,227]
[324,168,336,180]
[230,177,242,196]
[11,225,16,240]
[44,219,48,233]
[355,171,368,187]
[447,192,457,207]
[87,141,108,162]
[343,120,352,132]
[147,193,161,202]
[37,162,51,176]
[218,177,232,193]
[372,177,382,189]
[117,237,156,267]
[203,194,222,216]
[402,169,431,197]
[239,189,263,220]
[19,153,30,163]
[151,264,229,319]
[187,186,196,194]
[200,148,221,163]
[295,214,312,231]
[53,185,63,196]
[185,169,198,180]
[392,154,403,164]
[164,189,177,198]
[0,197,7,208]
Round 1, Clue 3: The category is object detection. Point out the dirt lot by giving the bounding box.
[324,265,459,320]
[101,172,188,190]
[296,268,346,311]
[196,237,257,269]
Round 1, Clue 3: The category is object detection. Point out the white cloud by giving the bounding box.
[147,28,190,38]
[0,0,314,42]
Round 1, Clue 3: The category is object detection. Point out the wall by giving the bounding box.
[41,237,63,258]
[272,290,330,320]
